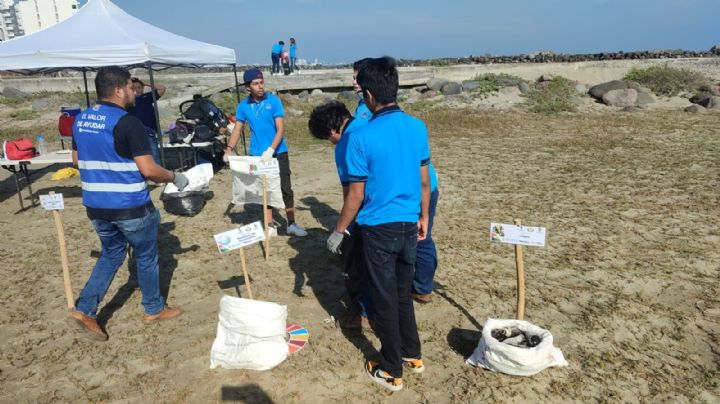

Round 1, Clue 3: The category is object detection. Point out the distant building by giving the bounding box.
[0,0,24,41]
[15,0,79,36]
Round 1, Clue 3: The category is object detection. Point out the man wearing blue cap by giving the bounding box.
[225,68,307,237]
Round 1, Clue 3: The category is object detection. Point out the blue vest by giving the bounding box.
[73,103,150,210]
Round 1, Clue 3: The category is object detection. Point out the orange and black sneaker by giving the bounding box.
[402,357,426,374]
[365,360,403,392]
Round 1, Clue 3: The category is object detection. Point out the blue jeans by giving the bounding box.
[340,229,373,319]
[75,207,165,317]
[147,130,161,165]
[290,57,297,72]
[413,189,439,294]
[271,53,280,74]
[362,222,421,378]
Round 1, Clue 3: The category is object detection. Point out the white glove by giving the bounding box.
[326,230,345,254]
[260,147,275,162]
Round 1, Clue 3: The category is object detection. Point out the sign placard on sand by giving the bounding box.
[40,193,64,210]
[214,221,266,253]
[490,223,546,247]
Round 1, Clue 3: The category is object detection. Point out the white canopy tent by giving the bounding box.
[0,0,246,160]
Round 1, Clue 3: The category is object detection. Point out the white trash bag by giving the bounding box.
[466,318,568,376]
[229,156,285,209]
[164,163,214,194]
[210,295,289,371]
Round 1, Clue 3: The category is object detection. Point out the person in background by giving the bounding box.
[271,41,285,75]
[69,66,187,341]
[328,57,431,391]
[352,58,373,123]
[127,77,166,165]
[289,38,298,74]
[224,68,307,237]
[411,163,439,303]
[308,101,371,329]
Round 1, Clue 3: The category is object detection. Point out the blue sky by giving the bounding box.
[86,0,718,65]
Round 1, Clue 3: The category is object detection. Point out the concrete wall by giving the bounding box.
[2,57,719,97]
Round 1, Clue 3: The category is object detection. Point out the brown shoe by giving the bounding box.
[67,310,108,341]
[412,293,432,304]
[143,306,183,321]
[339,311,373,330]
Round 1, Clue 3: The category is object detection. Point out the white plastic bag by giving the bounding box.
[210,295,288,371]
[164,163,214,194]
[229,156,285,209]
[466,318,568,376]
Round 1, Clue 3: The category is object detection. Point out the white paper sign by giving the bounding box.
[490,223,546,247]
[248,159,280,175]
[214,221,266,253]
[40,193,64,210]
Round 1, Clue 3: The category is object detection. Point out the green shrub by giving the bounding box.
[470,73,525,94]
[624,65,708,96]
[525,76,576,114]
[212,91,240,116]
[0,97,24,106]
[10,109,38,121]
[429,59,452,67]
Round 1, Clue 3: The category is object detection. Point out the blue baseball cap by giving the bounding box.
[243,68,263,84]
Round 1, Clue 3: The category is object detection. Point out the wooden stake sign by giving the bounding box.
[262,174,270,259]
[213,222,267,299]
[40,192,74,309]
[490,218,547,320]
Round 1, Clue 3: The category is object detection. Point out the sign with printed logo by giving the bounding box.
[214,221,266,253]
[40,193,64,210]
[490,223,546,247]
[248,159,280,175]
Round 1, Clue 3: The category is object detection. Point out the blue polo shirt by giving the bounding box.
[235,93,288,156]
[346,105,431,226]
[272,43,283,54]
[335,117,365,186]
[290,43,297,58]
[354,99,372,124]
[429,163,438,192]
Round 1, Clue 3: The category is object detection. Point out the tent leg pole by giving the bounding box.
[232,64,247,155]
[147,63,166,167]
[82,68,91,108]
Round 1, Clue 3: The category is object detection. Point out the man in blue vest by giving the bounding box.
[70,66,188,341]
[224,68,307,237]
[328,57,431,391]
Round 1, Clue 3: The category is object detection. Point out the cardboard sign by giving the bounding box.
[490,223,546,247]
[40,193,64,210]
[214,221,266,253]
[248,159,280,175]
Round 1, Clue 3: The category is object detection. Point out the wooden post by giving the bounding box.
[514,218,525,320]
[49,192,74,309]
[262,174,270,259]
[239,247,254,299]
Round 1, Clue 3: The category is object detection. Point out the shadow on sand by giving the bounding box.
[95,221,198,327]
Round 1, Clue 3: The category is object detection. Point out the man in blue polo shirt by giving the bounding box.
[352,58,372,123]
[271,41,284,75]
[328,57,431,392]
[225,68,307,237]
[308,101,372,329]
